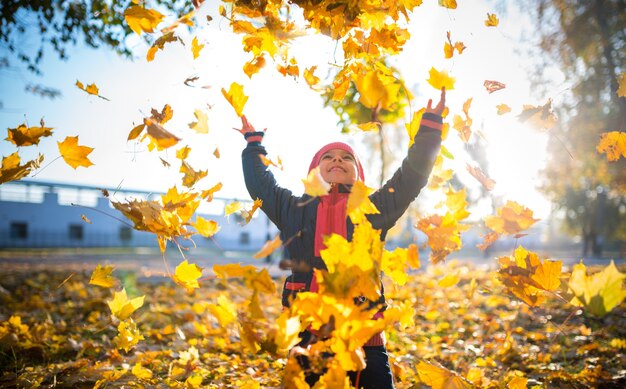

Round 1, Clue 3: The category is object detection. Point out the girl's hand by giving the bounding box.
[233,115,265,136]
[425,87,446,116]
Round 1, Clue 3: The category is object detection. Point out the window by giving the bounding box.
[10,222,28,239]
[68,224,83,240]
[239,232,250,245]
[119,226,132,241]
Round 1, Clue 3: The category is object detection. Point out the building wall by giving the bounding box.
[0,182,276,251]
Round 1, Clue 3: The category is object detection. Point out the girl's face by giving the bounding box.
[318,148,358,185]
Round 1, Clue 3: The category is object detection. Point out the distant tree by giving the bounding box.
[0,0,190,101]
[527,0,625,257]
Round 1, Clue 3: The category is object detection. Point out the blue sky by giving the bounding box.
[0,1,557,219]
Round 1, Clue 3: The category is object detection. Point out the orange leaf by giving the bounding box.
[597,131,626,162]
[124,5,164,35]
[438,0,457,9]
[484,200,538,235]
[6,122,53,146]
[496,104,512,115]
[194,216,220,237]
[466,164,495,191]
[0,152,43,184]
[200,182,223,201]
[484,13,499,27]
[518,99,558,130]
[253,235,282,259]
[58,136,94,169]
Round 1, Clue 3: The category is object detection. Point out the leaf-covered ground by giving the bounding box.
[1,260,625,388]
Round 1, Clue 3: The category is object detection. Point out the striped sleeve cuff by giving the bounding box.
[421,112,443,131]
[244,131,265,143]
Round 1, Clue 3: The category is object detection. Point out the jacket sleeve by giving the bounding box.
[242,141,297,230]
[368,112,442,232]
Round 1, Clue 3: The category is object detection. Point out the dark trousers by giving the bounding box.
[297,346,394,389]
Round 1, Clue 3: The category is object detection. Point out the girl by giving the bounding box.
[237,88,445,388]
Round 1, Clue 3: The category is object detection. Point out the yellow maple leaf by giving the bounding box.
[58,136,94,169]
[569,260,626,317]
[618,73,626,97]
[406,108,425,147]
[302,166,330,197]
[382,246,412,286]
[416,213,469,264]
[484,13,499,27]
[353,68,401,110]
[243,55,266,78]
[207,293,237,327]
[114,319,144,352]
[191,36,204,59]
[0,152,43,184]
[484,200,538,235]
[173,260,203,293]
[596,131,626,162]
[346,180,380,224]
[438,0,457,9]
[188,109,209,134]
[107,289,144,321]
[253,234,282,259]
[176,145,191,160]
[131,363,153,380]
[225,201,243,216]
[272,312,302,352]
[416,360,471,389]
[89,264,116,288]
[221,82,248,117]
[6,122,53,146]
[194,216,220,237]
[427,67,456,90]
[124,5,164,35]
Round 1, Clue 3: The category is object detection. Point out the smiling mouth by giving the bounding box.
[329,167,346,172]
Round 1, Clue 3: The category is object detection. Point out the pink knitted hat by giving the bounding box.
[308,142,365,181]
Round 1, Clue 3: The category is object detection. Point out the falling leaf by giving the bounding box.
[496,104,512,115]
[477,231,499,251]
[406,108,425,147]
[0,152,43,184]
[81,214,92,224]
[427,67,455,90]
[356,122,381,132]
[146,32,181,62]
[304,66,320,87]
[302,166,331,197]
[191,36,204,59]
[243,55,266,78]
[347,180,380,224]
[194,216,220,237]
[253,235,282,259]
[173,260,203,293]
[151,104,173,124]
[569,260,626,317]
[76,80,109,100]
[466,164,496,191]
[518,99,558,130]
[225,201,243,216]
[128,124,145,141]
[444,31,465,59]
[176,146,191,160]
[213,148,220,158]
[485,200,538,235]
[124,5,164,35]
[144,118,181,150]
[259,154,283,170]
[89,264,116,288]
[416,360,471,389]
[114,318,144,352]
[188,109,209,134]
[596,131,626,161]
[483,80,506,93]
[58,136,94,169]
[200,182,223,201]
[107,289,145,321]
[161,9,196,33]
[416,213,469,264]
[484,13,499,27]
[180,161,207,188]
[618,72,626,97]
[221,82,248,117]
[6,122,53,146]
[241,198,263,224]
[438,0,457,9]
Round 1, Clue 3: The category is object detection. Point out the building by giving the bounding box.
[0,180,277,251]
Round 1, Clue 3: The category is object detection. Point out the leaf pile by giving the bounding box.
[1,259,625,388]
